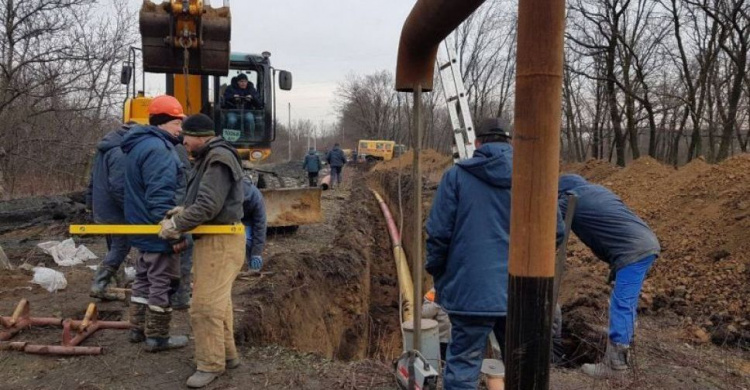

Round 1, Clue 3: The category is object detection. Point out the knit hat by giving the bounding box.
[476,118,512,139]
[236,73,249,81]
[181,113,216,137]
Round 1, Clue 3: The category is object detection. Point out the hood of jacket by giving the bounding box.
[96,127,128,154]
[307,150,317,155]
[456,142,513,188]
[121,125,180,154]
[558,174,588,194]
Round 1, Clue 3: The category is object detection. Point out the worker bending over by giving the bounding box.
[558,174,660,378]
[158,113,245,388]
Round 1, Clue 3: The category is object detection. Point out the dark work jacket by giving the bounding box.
[89,126,129,223]
[222,78,262,110]
[303,151,322,173]
[326,147,347,167]
[241,179,267,257]
[173,137,244,231]
[121,125,186,253]
[558,174,660,272]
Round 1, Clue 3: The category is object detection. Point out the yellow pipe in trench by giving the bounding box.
[370,190,415,322]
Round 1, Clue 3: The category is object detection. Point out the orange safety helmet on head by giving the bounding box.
[148,95,186,118]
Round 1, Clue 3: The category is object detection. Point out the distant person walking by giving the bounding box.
[326,143,347,188]
[302,147,322,187]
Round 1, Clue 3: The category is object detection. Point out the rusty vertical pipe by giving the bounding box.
[411,86,424,355]
[395,0,486,92]
[505,0,567,388]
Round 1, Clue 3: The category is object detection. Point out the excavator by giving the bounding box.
[121,0,321,228]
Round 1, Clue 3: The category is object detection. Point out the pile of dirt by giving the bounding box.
[561,158,621,182]
[564,154,750,348]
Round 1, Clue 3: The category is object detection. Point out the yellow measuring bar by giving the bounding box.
[69,224,245,235]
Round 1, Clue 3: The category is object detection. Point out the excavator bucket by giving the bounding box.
[261,188,323,227]
[139,0,231,76]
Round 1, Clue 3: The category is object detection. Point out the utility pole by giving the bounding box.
[505,0,566,388]
[288,102,291,161]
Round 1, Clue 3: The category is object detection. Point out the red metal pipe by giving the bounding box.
[320,175,331,191]
[370,190,402,246]
[1,317,64,341]
[395,0,486,92]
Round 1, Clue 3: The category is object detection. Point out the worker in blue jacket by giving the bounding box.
[558,174,660,378]
[241,179,267,271]
[425,119,514,389]
[87,122,136,299]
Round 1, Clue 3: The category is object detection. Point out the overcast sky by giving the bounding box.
[130,0,415,126]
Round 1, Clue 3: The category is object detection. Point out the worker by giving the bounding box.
[86,122,136,300]
[352,148,358,164]
[170,139,194,310]
[303,147,322,187]
[121,95,188,352]
[422,288,451,361]
[158,113,245,388]
[326,143,347,188]
[242,178,267,271]
[222,73,260,134]
[558,174,660,378]
[425,118,514,390]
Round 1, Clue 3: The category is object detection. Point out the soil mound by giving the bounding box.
[565,154,750,348]
[561,158,620,182]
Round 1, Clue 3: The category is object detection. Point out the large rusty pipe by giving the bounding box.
[395,0,486,92]
[505,0,567,387]
[320,175,331,191]
[1,341,101,355]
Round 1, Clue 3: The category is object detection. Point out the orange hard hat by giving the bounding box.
[148,95,186,118]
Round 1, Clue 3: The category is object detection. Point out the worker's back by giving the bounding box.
[426,142,513,317]
[558,174,660,271]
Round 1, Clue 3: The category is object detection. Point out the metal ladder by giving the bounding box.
[437,40,476,162]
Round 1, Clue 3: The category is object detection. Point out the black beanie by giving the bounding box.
[182,113,216,137]
[150,113,182,127]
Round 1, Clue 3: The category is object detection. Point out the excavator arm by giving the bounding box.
[139,0,231,76]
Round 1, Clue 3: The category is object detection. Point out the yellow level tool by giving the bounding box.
[69,224,245,235]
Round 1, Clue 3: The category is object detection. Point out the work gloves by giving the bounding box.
[248,256,263,271]
[158,206,185,241]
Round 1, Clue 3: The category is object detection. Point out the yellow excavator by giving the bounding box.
[122,0,321,228]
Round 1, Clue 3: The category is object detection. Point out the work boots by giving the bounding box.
[143,305,188,352]
[581,341,631,378]
[89,265,117,299]
[128,302,147,343]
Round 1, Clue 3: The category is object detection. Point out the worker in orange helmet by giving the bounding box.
[121,95,189,352]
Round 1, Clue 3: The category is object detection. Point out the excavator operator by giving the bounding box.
[222,73,262,134]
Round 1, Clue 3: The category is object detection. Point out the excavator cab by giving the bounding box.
[139,0,231,76]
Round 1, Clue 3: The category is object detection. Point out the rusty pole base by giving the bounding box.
[0,299,133,355]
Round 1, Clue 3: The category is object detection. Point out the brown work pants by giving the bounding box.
[190,234,245,373]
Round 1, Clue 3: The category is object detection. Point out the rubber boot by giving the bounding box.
[143,306,188,352]
[89,265,117,299]
[128,302,147,343]
[186,371,221,388]
[581,341,630,378]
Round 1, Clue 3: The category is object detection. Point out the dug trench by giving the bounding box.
[233,169,403,362]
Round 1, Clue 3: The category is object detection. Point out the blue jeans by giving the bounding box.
[226,111,255,135]
[102,235,131,269]
[609,254,656,345]
[444,315,506,390]
[330,166,342,185]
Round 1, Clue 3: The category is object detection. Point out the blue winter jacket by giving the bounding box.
[558,174,660,271]
[121,126,186,253]
[426,143,515,317]
[88,126,129,224]
[326,147,347,167]
[241,179,267,257]
[303,151,322,173]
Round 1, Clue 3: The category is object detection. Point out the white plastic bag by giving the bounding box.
[124,266,136,283]
[31,267,67,293]
[37,238,98,266]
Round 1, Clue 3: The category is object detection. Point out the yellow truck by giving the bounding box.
[357,140,406,162]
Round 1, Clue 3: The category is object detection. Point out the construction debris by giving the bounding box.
[37,238,97,266]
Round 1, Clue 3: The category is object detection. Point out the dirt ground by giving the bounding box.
[1,155,749,389]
